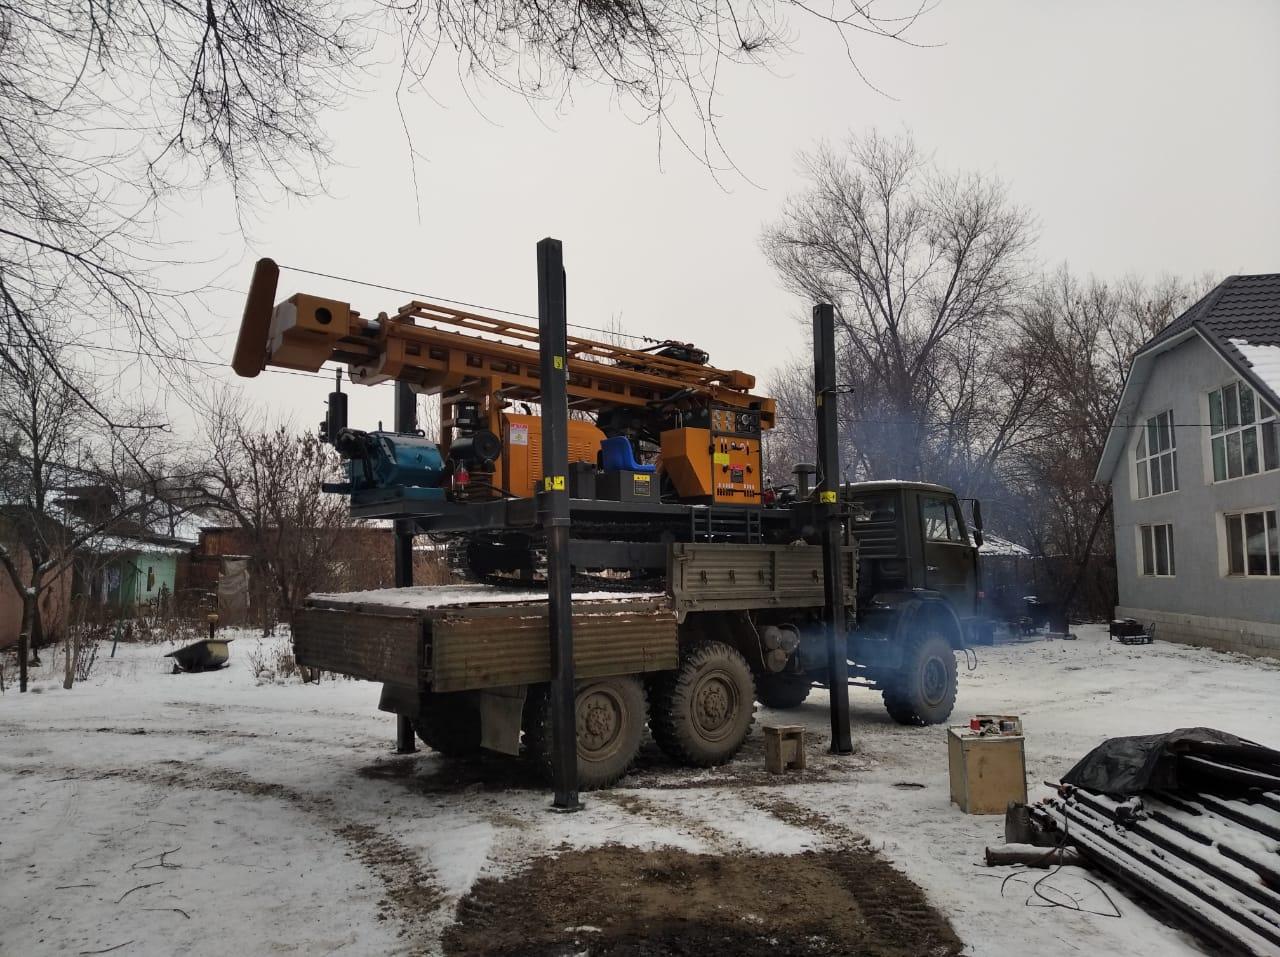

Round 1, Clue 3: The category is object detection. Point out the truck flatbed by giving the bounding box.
[294,585,678,694]
[306,583,664,612]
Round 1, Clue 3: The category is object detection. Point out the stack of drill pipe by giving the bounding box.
[1030,783,1280,957]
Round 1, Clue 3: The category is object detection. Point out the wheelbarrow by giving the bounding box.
[165,638,233,673]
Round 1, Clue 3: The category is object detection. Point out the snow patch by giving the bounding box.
[309,583,663,610]
[1229,337,1280,402]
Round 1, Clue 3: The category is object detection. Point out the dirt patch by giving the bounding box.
[335,822,444,924]
[596,791,740,852]
[444,844,961,957]
[751,797,870,850]
[358,738,873,797]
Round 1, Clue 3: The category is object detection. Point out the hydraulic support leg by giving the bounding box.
[814,303,854,755]
[393,376,418,755]
[537,238,581,810]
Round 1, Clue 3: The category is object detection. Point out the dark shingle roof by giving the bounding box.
[1141,273,1280,406]
[1146,274,1280,350]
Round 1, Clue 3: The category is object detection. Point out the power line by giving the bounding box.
[50,338,394,387]
[276,263,660,345]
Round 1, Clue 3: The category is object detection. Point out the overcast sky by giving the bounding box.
[184,0,1280,434]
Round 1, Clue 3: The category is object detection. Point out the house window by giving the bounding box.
[1209,381,1278,481]
[1138,523,1175,577]
[1135,410,1177,497]
[1224,509,1279,577]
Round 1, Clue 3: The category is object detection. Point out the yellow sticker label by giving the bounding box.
[713,452,730,466]
[819,491,837,504]
[553,355,564,370]
[543,475,566,491]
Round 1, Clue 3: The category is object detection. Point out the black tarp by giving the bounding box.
[1061,727,1280,797]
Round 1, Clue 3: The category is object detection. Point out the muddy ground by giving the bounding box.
[446,843,961,957]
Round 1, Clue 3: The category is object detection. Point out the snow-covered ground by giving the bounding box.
[2,625,1277,956]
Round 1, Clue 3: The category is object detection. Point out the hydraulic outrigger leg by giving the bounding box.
[393,370,419,755]
[814,303,854,755]
[538,238,581,810]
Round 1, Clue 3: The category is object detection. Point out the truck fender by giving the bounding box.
[893,597,966,651]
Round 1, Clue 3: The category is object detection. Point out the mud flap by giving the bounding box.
[378,682,420,717]
[478,685,528,756]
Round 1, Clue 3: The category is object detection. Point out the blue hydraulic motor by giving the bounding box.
[325,428,448,504]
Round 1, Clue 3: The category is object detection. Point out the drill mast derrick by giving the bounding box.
[232,259,775,506]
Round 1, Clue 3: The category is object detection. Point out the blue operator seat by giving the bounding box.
[601,435,656,474]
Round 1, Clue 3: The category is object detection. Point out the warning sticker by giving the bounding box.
[509,424,529,446]
[633,473,652,497]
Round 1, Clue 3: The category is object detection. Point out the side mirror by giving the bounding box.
[971,499,984,548]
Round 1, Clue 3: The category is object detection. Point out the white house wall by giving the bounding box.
[1111,334,1280,656]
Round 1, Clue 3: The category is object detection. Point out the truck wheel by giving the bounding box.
[881,629,958,726]
[755,673,812,710]
[524,676,646,790]
[416,692,482,756]
[650,641,755,767]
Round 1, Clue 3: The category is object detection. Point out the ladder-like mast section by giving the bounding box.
[231,259,776,425]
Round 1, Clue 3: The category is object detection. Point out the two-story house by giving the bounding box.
[1095,274,1280,658]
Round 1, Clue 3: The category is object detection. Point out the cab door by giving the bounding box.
[918,494,977,615]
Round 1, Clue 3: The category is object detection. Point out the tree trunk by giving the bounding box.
[18,564,47,691]
[18,591,33,692]
[30,597,43,665]
[63,621,76,690]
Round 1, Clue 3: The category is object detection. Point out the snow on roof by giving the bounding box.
[83,534,190,556]
[978,534,1030,557]
[1229,338,1280,406]
[309,583,663,610]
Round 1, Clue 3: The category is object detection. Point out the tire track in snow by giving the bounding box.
[9,761,447,953]
[596,790,748,853]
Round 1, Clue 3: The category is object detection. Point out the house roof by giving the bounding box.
[1095,274,1280,483]
[977,533,1031,558]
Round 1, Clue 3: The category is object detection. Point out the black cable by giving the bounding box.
[999,801,1122,919]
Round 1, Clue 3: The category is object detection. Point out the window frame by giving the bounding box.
[920,495,969,545]
[1134,409,1178,498]
[1209,380,1279,483]
[1137,522,1176,578]
[1223,508,1280,578]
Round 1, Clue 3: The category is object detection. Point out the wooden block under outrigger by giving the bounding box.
[764,724,807,774]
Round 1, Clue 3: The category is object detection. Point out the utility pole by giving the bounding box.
[814,303,854,755]
[393,366,418,755]
[536,237,581,810]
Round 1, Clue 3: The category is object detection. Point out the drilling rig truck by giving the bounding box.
[231,256,989,789]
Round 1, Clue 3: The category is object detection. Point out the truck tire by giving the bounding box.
[881,628,958,726]
[755,673,812,710]
[650,641,755,767]
[524,676,646,790]
[416,692,483,756]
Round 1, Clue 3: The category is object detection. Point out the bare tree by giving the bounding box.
[1,0,929,379]
[761,130,1040,494]
[0,332,173,689]
[1005,268,1212,616]
[194,395,355,628]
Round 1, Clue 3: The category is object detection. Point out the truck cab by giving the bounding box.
[844,481,984,637]
[753,481,987,726]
